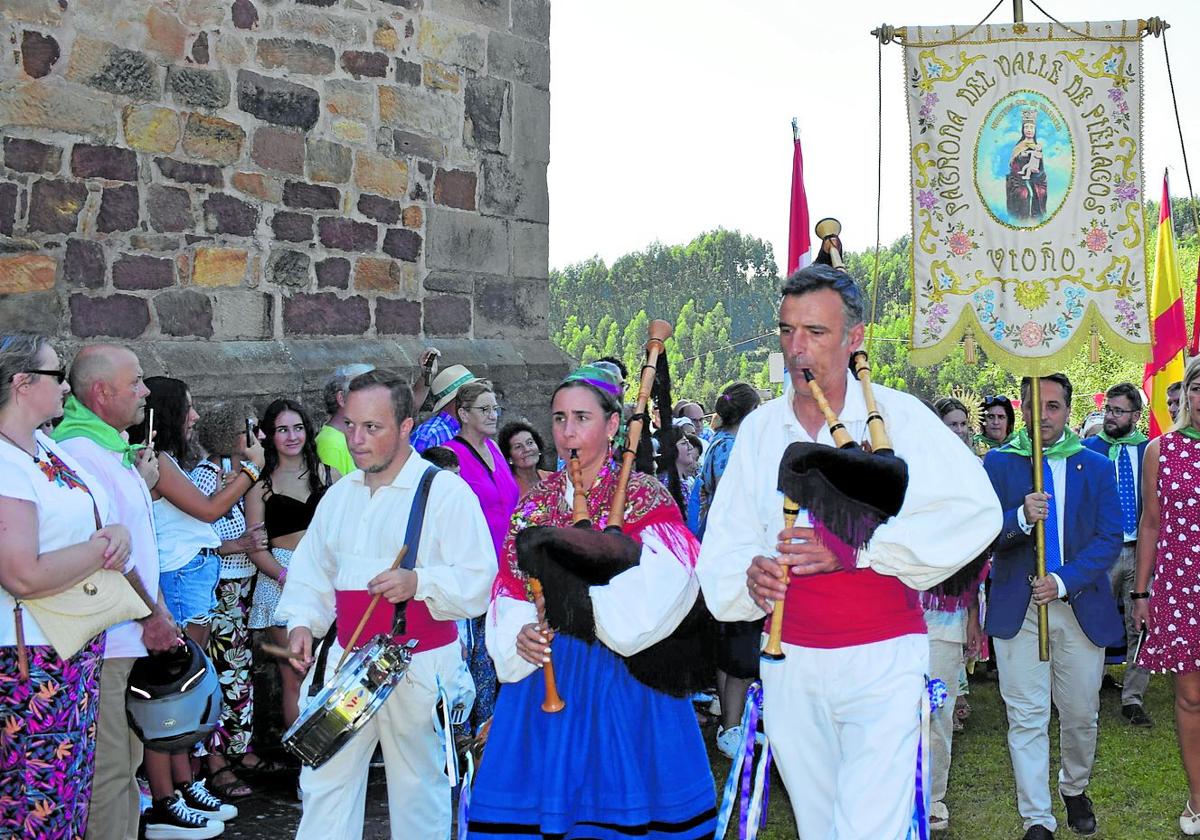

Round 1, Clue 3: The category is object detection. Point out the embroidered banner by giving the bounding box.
[903,20,1151,374]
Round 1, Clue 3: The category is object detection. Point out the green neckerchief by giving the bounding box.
[1097,428,1149,460]
[1178,426,1200,441]
[973,432,1012,451]
[52,395,145,467]
[998,427,1085,460]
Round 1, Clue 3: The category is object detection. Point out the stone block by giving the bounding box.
[354,152,408,199]
[395,59,422,87]
[374,21,400,52]
[130,233,181,252]
[378,85,461,141]
[275,9,367,45]
[382,228,422,262]
[340,51,389,79]
[147,184,193,232]
[214,32,249,66]
[0,254,56,293]
[318,217,378,252]
[0,184,14,236]
[182,113,245,165]
[423,293,471,336]
[4,0,65,25]
[422,268,474,294]
[511,220,548,279]
[21,30,60,78]
[232,171,282,203]
[145,7,188,61]
[231,0,259,29]
[178,0,225,28]
[475,275,546,338]
[28,178,88,234]
[298,0,337,5]
[156,289,214,337]
[113,253,174,290]
[375,298,421,335]
[256,38,336,76]
[69,38,161,100]
[269,249,311,287]
[203,193,259,236]
[64,239,106,288]
[422,61,461,92]
[511,82,549,163]
[98,184,140,233]
[464,76,509,154]
[3,137,62,174]
[0,79,117,142]
[70,294,150,338]
[480,153,547,223]
[488,31,550,91]
[306,139,351,184]
[433,168,476,210]
[212,290,273,339]
[283,292,370,335]
[122,105,182,154]
[358,194,402,224]
[416,17,485,71]
[403,205,423,228]
[155,157,223,186]
[426,207,508,274]
[391,130,446,162]
[271,211,313,242]
[428,0,508,28]
[237,71,320,130]
[354,256,403,292]
[252,127,305,175]
[324,80,373,121]
[511,0,550,41]
[193,247,248,286]
[316,257,350,289]
[283,181,339,210]
[70,144,137,181]
[166,66,231,109]
[191,32,210,64]
[0,291,61,334]
[332,119,369,145]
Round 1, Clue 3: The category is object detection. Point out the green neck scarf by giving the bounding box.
[974,432,1012,451]
[1097,428,1149,460]
[1178,426,1200,441]
[998,427,1085,460]
[52,395,145,467]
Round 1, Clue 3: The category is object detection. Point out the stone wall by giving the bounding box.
[0,0,565,418]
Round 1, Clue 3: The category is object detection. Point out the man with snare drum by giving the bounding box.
[275,370,493,839]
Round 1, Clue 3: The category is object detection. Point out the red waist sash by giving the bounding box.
[779,567,925,649]
[333,590,458,653]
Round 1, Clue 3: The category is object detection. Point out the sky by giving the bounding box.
[547,1,1200,272]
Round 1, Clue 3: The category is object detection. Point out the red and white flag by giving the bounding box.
[787,118,811,274]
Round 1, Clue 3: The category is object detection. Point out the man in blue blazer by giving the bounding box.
[984,373,1123,840]
[1082,382,1152,726]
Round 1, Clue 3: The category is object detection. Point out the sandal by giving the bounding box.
[954,699,971,721]
[229,753,288,778]
[206,766,253,800]
[1182,799,1200,836]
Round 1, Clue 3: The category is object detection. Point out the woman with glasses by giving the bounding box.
[0,334,132,837]
[1132,358,1200,834]
[499,419,553,497]
[976,394,1016,451]
[445,380,519,736]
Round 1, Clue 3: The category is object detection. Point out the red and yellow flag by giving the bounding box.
[1142,172,1188,436]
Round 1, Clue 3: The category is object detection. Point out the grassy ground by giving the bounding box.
[709,665,1188,839]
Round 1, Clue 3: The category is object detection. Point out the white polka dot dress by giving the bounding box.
[1138,432,1200,674]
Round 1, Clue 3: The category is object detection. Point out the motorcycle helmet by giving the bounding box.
[126,637,223,751]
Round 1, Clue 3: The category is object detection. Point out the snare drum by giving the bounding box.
[283,634,419,768]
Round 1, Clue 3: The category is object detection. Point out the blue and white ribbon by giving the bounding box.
[714,681,772,840]
[910,677,948,840]
[457,749,475,840]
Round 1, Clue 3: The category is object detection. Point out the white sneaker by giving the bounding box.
[930,800,949,831]
[144,794,224,839]
[716,725,742,759]
[178,779,237,821]
[1182,799,1200,835]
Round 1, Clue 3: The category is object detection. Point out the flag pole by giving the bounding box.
[1030,377,1050,661]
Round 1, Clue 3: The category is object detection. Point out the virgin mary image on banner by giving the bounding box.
[975,92,1073,229]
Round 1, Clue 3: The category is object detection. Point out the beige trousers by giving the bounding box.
[85,657,143,840]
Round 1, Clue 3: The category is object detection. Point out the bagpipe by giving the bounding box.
[761,219,911,661]
[519,319,713,705]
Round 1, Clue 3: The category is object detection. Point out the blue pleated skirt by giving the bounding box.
[467,633,717,840]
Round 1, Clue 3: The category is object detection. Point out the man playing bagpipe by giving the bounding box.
[698,262,1002,839]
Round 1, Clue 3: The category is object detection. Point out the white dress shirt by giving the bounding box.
[1015,438,1068,597]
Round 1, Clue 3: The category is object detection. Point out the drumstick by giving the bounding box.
[335,545,408,672]
[259,642,295,660]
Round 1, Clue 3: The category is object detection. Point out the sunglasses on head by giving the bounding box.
[982,395,1011,407]
[23,368,67,384]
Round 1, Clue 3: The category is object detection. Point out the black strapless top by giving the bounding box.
[264,487,327,539]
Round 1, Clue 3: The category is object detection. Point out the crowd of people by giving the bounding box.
[2,262,1200,839]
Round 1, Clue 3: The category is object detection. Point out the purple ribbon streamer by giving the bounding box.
[738,683,763,839]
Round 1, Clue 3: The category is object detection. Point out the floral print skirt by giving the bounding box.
[0,634,104,839]
[198,575,256,757]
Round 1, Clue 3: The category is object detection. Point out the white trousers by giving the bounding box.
[762,633,927,840]
[295,641,460,840]
[927,638,964,804]
[994,598,1105,832]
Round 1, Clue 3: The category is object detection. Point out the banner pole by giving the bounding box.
[1013,0,1024,24]
[1030,376,1050,662]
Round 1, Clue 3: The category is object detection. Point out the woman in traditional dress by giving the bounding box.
[468,364,716,840]
[1132,356,1200,835]
[1006,112,1048,220]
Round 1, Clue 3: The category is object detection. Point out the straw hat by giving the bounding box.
[430,364,478,414]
